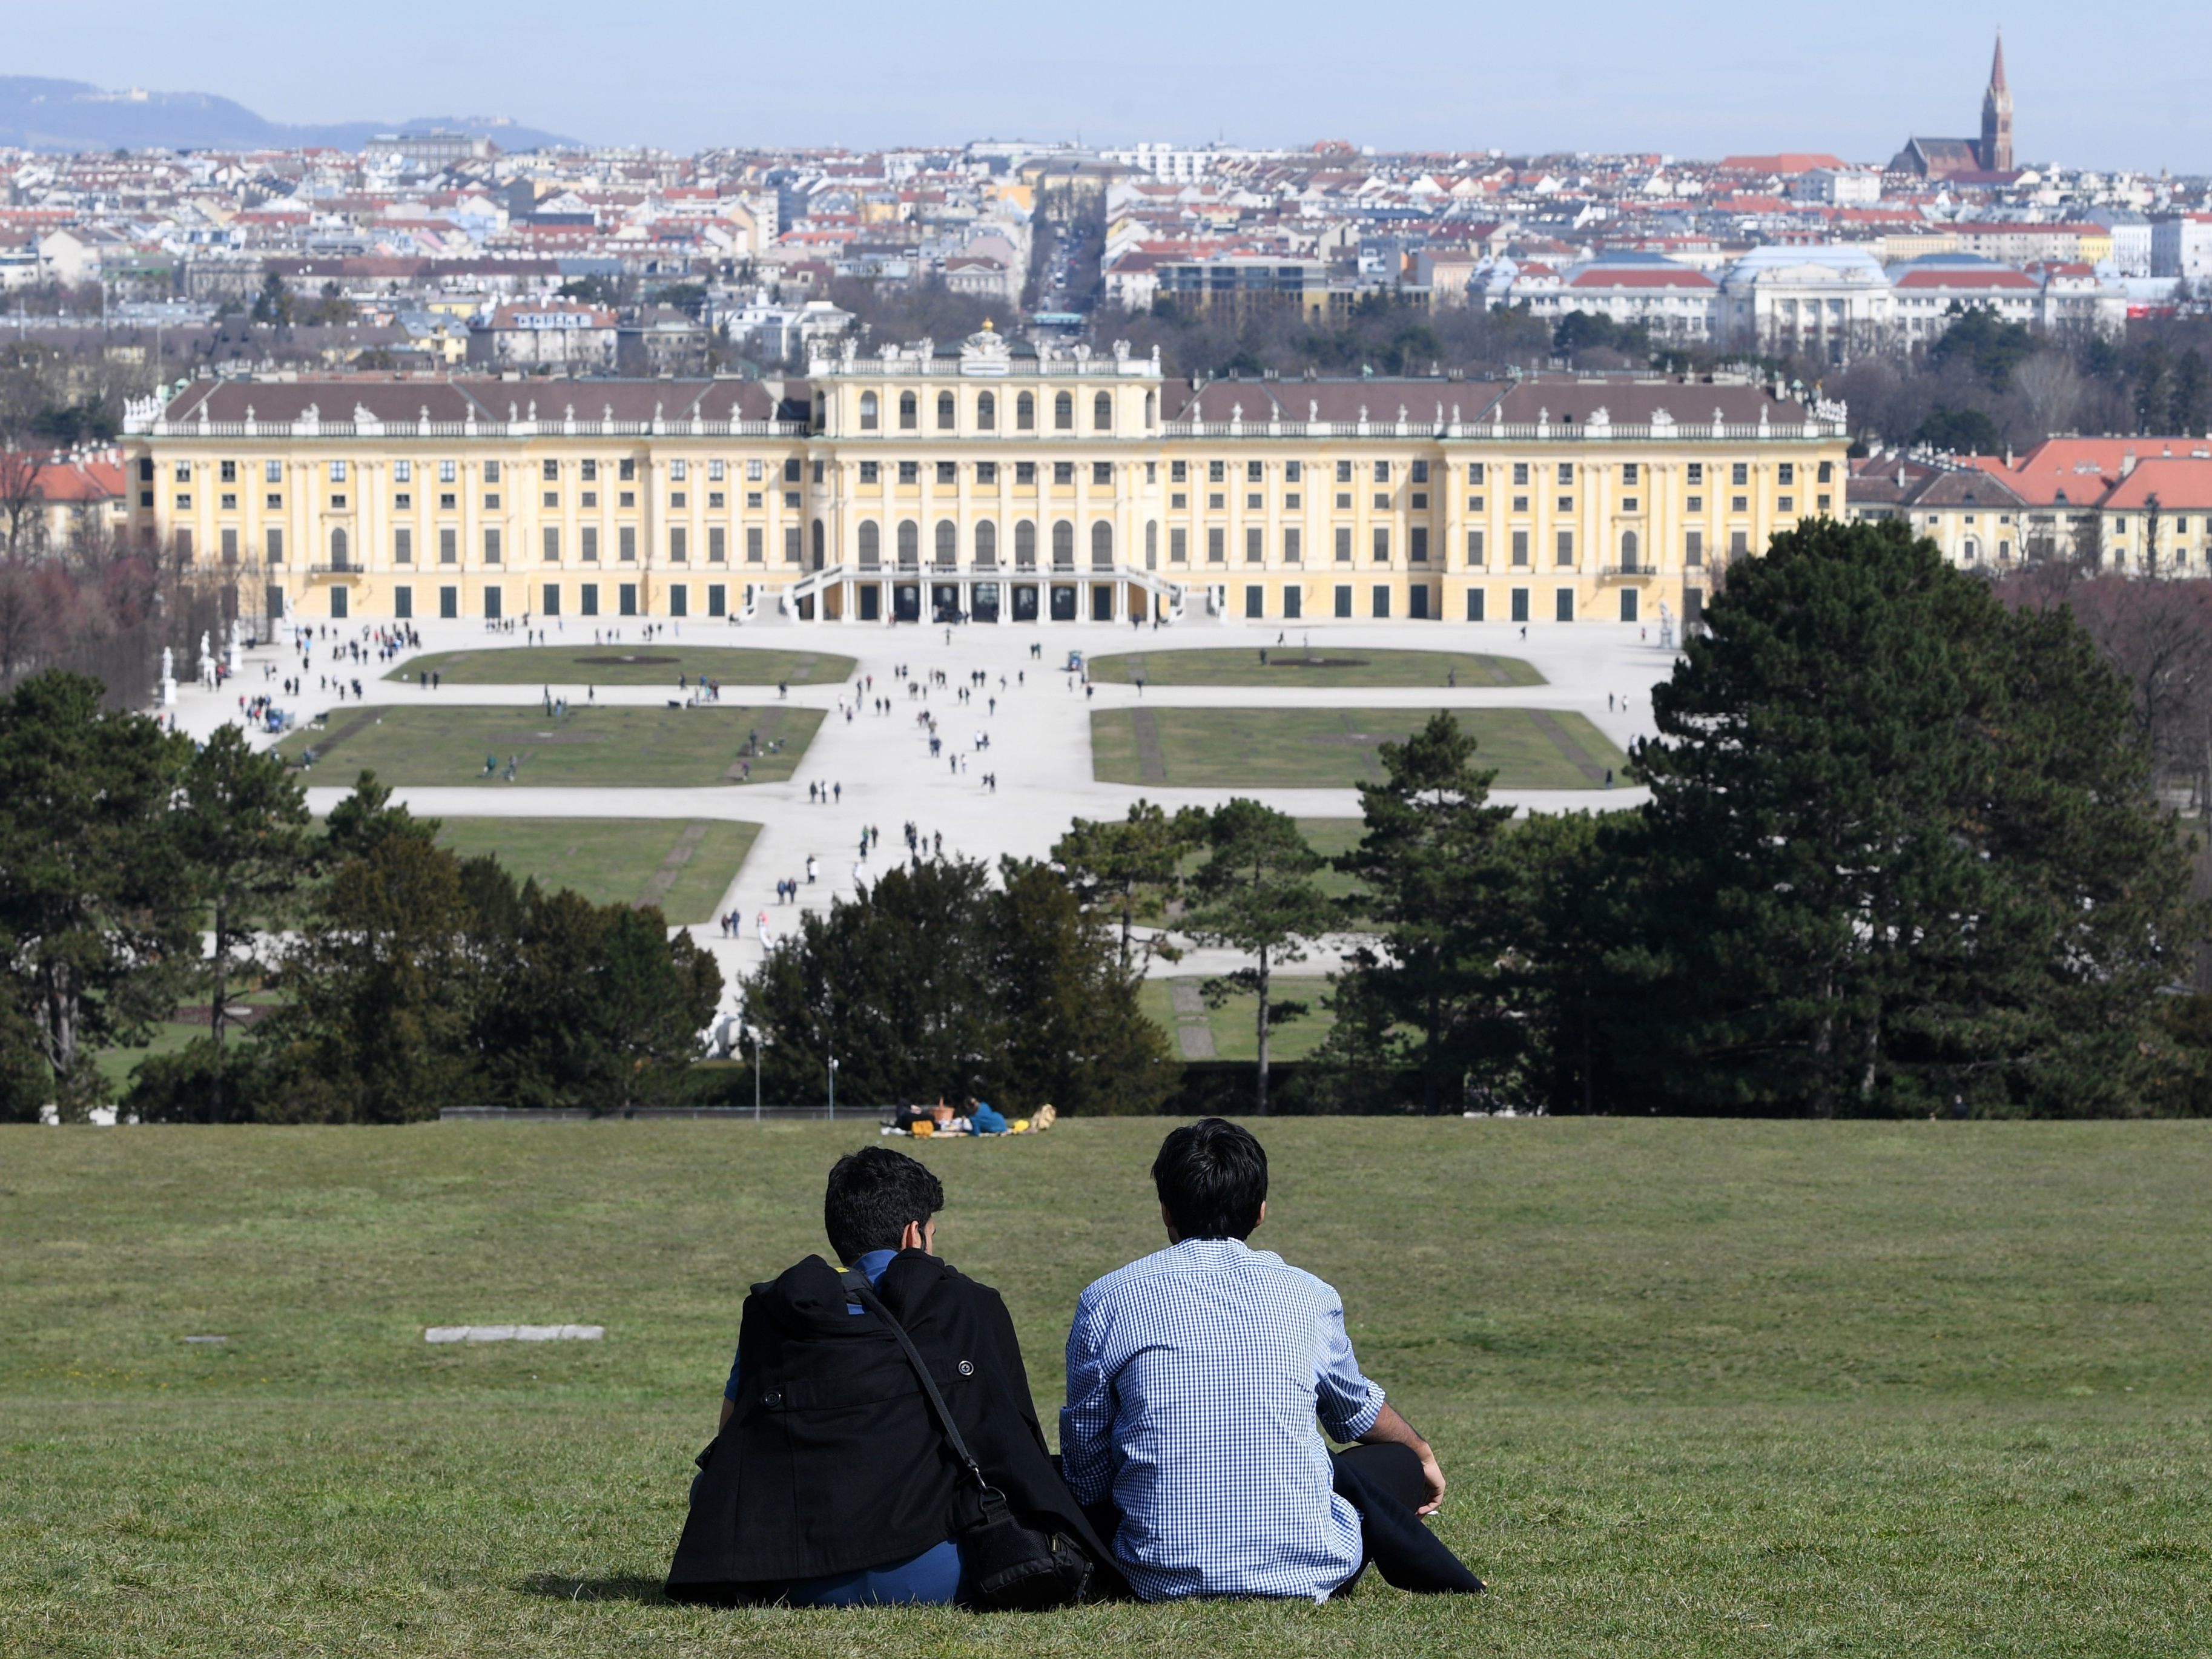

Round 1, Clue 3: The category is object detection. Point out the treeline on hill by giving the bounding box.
[0,677,720,1123]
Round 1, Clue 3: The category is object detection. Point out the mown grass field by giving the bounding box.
[1137,976,1336,1060]
[273,705,822,789]
[431,818,760,923]
[4,1120,2207,1658]
[1085,647,1544,688]
[1092,707,1630,790]
[389,646,855,687]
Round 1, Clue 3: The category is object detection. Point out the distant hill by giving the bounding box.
[0,76,578,154]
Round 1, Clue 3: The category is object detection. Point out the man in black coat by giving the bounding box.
[667,1147,1118,1606]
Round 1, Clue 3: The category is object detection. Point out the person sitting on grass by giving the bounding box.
[667,1147,1116,1607]
[1060,1118,1482,1601]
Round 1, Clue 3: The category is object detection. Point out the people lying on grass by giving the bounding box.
[666,1147,1118,1608]
[1059,1118,1483,1602]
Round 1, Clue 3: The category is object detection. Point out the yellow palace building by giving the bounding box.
[121,329,1848,631]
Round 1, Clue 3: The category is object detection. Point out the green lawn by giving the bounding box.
[274,705,822,789]
[4,1120,2207,1657]
[1086,647,1543,688]
[1093,708,1629,790]
[431,818,759,923]
[390,645,856,687]
[1138,976,1336,1061]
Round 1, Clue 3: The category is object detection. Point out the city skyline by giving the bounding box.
[7,2,2210,173]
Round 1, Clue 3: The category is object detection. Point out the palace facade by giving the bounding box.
[121,330,1848,631]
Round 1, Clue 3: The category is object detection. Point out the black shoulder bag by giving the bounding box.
[843,1274,1096,1611]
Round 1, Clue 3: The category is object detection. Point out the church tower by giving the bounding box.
[1980,31,2014,172]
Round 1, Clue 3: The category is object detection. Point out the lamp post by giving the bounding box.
[827,1055,839,1120]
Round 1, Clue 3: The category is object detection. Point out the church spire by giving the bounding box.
[1980,29,2014,172]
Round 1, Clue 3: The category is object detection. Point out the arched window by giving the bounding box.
[858,521,880,566]
[977,392,996,431]
[1091,520,1114,568]
[936,519,957,566]
[1144,391,1157,429]
[897,520,919,566]
[1052,520,1074,567]
[859,391,879,431]
[1962,537,1979,564]
[897,391,917,430]
[330,526,349,568]
[1093,391,1112,432]
[936,391,956,430]
[1015,521,1037,567]
[1144,520,1158,569]
[1015,392,1035,431]
[1053,392,1074,431]
[975,521,998,566]
[812,519,826,569]
[1620,529,1639,572]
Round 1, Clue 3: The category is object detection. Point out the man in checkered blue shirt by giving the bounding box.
[1060,1119,1471,1602]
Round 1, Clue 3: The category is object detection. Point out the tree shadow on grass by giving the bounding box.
[517,1571,670,1605]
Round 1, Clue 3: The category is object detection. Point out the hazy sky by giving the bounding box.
[12,1,2210,173]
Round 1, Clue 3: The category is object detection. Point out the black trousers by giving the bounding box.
[1072,1441,1477,1597]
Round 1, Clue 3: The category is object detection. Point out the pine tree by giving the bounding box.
[170,725,312,1123]
[1185,800,1332,1115]
[1330,711,1520,1113]
[1607,518,2199,1116]
[0,671,193,1117]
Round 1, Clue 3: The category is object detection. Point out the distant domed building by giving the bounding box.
[1889,34,2016,180]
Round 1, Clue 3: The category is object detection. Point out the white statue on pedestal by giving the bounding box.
[226,618,243,675]
[1658,599,1676,651]
[160,647,176,707]
[198,631,216,688]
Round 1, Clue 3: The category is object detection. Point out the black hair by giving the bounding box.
[1152,1118,1268,1241]
[824,1147,945,1264]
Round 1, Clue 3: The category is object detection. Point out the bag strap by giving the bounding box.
[842,1270,990,1494]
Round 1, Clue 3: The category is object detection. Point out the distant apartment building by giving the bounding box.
[1792,168,1882,206]
[1949,223,2113,266]
[1155,257,1333,320]
[465,302,618,371]
[1511,256,1720,341]
[2151,214,2212,282]
[365,130,496,168]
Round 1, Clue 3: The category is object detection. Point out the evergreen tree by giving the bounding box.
[1051,799,1209,974]
[1605,518,2198,1116]
[472,877,722,1113]
[1329,712,1519,1114]
[1185,800,1332,1115]
[322,769,438,862]
[992,856,1177,1116]
[170,725,312,1123]
[0,671,192,1117]
[741,856,1174,1115]
[269,833,485,1123]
